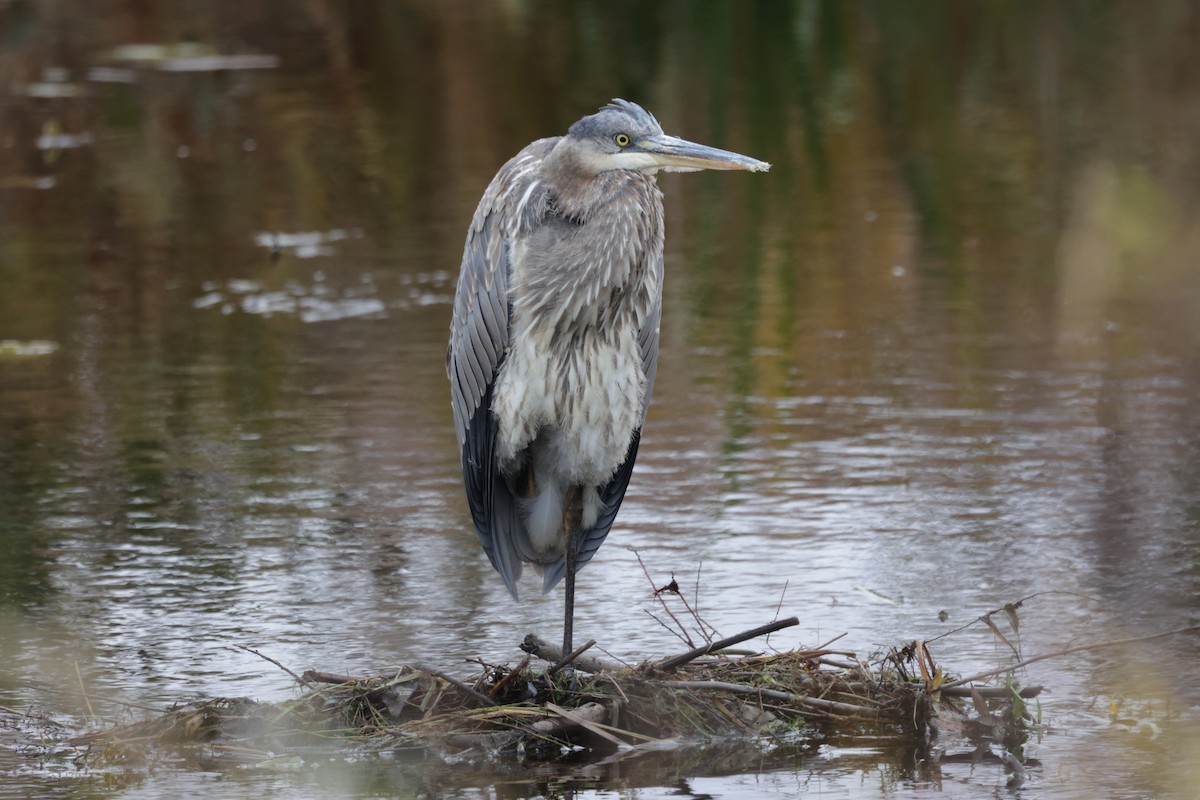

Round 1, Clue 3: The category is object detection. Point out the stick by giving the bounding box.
[544,702,631,750]
[74,661,95,718]
[663,680,876,717]
[489,655,531,698]
[633,549,694,647]
[814,631,848,651]
[655,617,800,671]
[521,634,620,674]
[445,702,608,752]
[236,645,311,687]
[524,701,606,742]
[928,590,1118,643]
[550,639,597,675]
[940,684,1042,699]
[300,670,356,685]
[940,624,1200,690]
[426,669,497,708]
[818,657,859,670]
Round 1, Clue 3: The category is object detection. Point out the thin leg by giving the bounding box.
[561,486,583,657]
[563,545,575,656]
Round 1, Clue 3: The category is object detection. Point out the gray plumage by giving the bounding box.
[448,99,768,652]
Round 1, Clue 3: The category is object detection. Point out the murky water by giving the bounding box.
[2,2,1199,797]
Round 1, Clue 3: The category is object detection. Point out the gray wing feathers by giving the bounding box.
[449,139,557,445]
[449,220,509,448]
[637,272,663,417]
[450,140,558,599]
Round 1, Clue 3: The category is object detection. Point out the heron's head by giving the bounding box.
[561,99,770,176]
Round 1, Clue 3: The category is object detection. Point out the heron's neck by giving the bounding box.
[541,139,655,221]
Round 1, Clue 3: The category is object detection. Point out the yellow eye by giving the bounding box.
[614,133,631,147]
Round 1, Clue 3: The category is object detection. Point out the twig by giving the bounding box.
[489,655,531,697]
[300,670,356,685]
[643,608,690,646]
[928,591,1117,643]
[670,562,718,642]
[550,639,597,675]
[772,580,790,625]
[814,632,848,651]
[425,669,497,708]
[74,661,95,719]
[818,657,858,670]
[941,685,1042,699]
[594,644,634,670]
[236,645,311,687]
[655,617,800,671]
[664,680,875,717]
[940,624,1200,690]
[632,549,696,648]
[763,580,790,650]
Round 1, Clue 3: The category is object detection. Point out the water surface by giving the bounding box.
[1,2,1198,797]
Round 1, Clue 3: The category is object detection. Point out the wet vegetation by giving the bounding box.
[45,613,1044,791]
[14,592,1195,796]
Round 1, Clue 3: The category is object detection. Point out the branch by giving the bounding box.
[521,634,620,674]
[425,669,498,708]
[488,656,531,698]
[550,639,597,675]
[654,617,799,671]
[940,624,1200,690]
[632,549,695,647]
[236,645,311,687]
[300,670,355,685]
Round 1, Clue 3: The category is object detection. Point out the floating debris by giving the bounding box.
[17,67,87,97]
[0,340,61,357]
[155,54,280,72]
[11,597,1196,788]
[36,130,94,151]
[252,229,362,260]
[103,43,280,72]
[62,616,1042,776]
[21,81,86,99]
[192,276,386,323]
[86,66,137,84]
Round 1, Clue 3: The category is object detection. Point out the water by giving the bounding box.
[2,2,1199,797]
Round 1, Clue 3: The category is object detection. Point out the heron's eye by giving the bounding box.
[614,133,631,147]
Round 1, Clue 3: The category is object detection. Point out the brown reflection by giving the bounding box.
[1,2,1200,798]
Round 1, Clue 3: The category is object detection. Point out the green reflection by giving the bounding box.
[0,2,1199,797]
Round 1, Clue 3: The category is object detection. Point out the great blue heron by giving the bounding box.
[448,99,769,655]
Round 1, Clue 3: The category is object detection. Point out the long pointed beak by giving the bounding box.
[636,134,770,173]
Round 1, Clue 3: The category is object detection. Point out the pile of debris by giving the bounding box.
[68,614,1040,765]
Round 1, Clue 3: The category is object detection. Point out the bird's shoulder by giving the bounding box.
[468,137,560,235]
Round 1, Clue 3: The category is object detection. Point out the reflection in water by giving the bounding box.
[1,1,1199,798]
